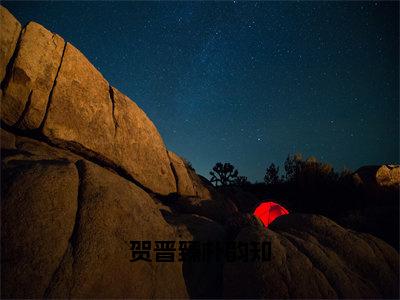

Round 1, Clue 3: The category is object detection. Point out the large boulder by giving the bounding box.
[354,165,400,189]
[40,42,115,156]
[0,7,179,196]
[1,159,79,298]
[1,141,189,298]
[1,21,64,129]
[44,159,187,298]
[1,130,235,298]
[223,214,399,298]
[0,6,21,83]
[40,42,176,195]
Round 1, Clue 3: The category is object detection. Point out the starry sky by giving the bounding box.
[3,1,399,182]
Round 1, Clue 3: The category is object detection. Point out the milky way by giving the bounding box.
[4,1,398,181]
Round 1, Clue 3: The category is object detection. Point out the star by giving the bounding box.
[4,1,395,182]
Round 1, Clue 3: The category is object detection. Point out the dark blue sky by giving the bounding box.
[4,1,399,182]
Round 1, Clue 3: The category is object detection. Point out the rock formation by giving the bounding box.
[1,8,179,196]
[354,164,400,189]
[1,6,398,298]
[0,5,20,83]
[224,214,399,298]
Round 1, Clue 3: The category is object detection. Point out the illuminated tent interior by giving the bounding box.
[253,201,289,228]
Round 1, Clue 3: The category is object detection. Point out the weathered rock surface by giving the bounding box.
[0,6,21,83]
[1,128,81,166]
[354,164,400,189]
[111,87,176,195]
[40,42,116,164]
[186,165,213,200]
[1,139,188,298]
[40,42,176,195]
[168,151,196,196]
[0,6,207,197]
[45,160,187,298]
[224,214,399,299]
[0,128,228,298]
[1,159,79,298]
[1,21,64,129]
[375,165,400,187]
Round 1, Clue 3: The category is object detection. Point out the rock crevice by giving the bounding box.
[39,40,67,131]
[14,89,32,127]
[108,85,119,135]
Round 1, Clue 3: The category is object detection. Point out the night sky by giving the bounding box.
[3,1,399,182]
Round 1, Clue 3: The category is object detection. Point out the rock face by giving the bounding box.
[1,130,189,298]
[111,87,176,195]
[186,165,213,200]
[1,21,64,129]
[45,160,187,298]
[1,159,79,298]
[1,6,399,299]
[354,165,400,189]
[224,214,399,299]
[0,6,21,83]
[41,43,177,195]
[168,151,196,196]
[0,5,197,196]
[41,42,115,152]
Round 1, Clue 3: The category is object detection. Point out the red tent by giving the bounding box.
[253,201,289,228]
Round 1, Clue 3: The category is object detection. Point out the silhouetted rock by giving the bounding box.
[224,212,264,239]
[338,205,399,250]
[218,186,260,213]
[0,127,15,149]
[173,196,238,224]
[162,213,226,298]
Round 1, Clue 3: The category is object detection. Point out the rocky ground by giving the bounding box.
[1,6,398,298]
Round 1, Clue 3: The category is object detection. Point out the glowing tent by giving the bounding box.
[253,201,289,228]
